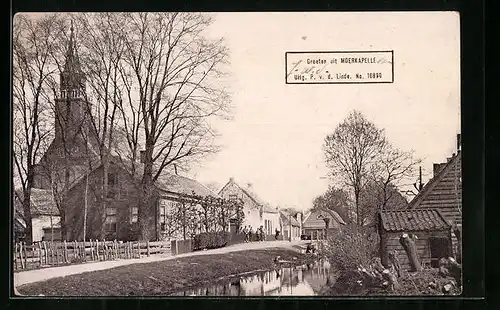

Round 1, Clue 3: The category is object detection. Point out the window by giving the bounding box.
[107,172,118,198]
[228,194,238,201]
[159,205,167,231]
[130,207,138,224]
[105,207,117,231]
[61,90,66,98]
[108,173,117,187]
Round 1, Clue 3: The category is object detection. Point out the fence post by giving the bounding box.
[63,240,68,263]
[147,241,150,257]
[14,243,18,270]
[89,239,93,261]
[72,240,77,260]
[41,241,46,265]
[51,242,55,264]
[22,242,27,269]
[54,242,58,264]
[38,242,42,266]
[96,240,100,261]
[18,242,24,269]
[104,240,107,260]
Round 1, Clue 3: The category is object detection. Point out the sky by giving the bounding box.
[186,12,461,211]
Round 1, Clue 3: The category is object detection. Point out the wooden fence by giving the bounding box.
[13,240,172,271]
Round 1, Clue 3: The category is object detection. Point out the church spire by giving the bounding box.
[63,19,81,75]
[60,19,85,98]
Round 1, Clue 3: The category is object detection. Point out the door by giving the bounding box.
[429,237,451,267]
[229,219,238,235]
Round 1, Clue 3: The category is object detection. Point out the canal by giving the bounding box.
[169,259,334,296]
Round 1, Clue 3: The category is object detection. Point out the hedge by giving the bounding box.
[193,232,230,251]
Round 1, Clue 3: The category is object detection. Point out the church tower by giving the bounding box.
[54,21,90,142]
[32,21,98,190]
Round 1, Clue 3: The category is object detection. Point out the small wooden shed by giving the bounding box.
[378,209,452,270]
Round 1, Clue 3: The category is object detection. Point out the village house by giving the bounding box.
[279,209,302,240]
[407,134,462,258]
[302,208,347,240]
[61,158,222,241]
[16,24,226,243]
[219,178,280,238]
[14,189,61,242]
[378,209,452,269]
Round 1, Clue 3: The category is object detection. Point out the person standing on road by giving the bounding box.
[249,226,254,242]
[243,226,249,242]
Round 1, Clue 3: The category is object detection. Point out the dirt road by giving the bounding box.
[14,240,308,288]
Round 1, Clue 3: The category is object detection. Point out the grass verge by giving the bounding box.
[17,248,314,296]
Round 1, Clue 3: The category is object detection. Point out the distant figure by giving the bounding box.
[243,226,249,242]
[275,228,280,240]
[259,226,265,241]
[249,226,254,242]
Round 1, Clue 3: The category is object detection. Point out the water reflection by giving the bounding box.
[170,259,334,296]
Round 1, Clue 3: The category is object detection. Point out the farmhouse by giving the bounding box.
[219,178,280,238]
[302,208,347,240]
[62,158,223,241]
[378,209,452,269]
[407,134,462,258]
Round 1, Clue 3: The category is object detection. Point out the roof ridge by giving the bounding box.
[407,152,461,209]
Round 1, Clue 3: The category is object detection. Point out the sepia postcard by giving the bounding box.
[12,11,462,297]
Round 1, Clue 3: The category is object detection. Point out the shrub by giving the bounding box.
[193,232,230,251]
[322,224,379,272]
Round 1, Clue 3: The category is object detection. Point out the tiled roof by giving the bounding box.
[380,209,451,232]
[14,188,59,216]
[110,156,221,198]
[156,174,220,198]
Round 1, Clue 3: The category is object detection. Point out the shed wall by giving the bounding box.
[382,230,451,270]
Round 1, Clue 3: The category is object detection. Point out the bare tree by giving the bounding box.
[371,146,420,209]
[12,14,64,243]
[323,110,387,226]
[75,13,128,238]
[114,13,230,240]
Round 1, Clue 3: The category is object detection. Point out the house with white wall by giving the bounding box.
[14,188,61,242]
[219,178,280,238]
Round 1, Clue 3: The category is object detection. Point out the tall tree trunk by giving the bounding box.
[22,185,33,244]
[355,189,360,226]
[100,155,110,240]
[59,208,67,241]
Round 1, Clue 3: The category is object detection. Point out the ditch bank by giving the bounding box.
[16,248,317,296]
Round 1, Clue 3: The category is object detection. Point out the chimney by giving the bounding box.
[229,177,234,183]
[433,163,446,177]
[457,134,461,152]
[247,182,252,189]
[140,150,146,163]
